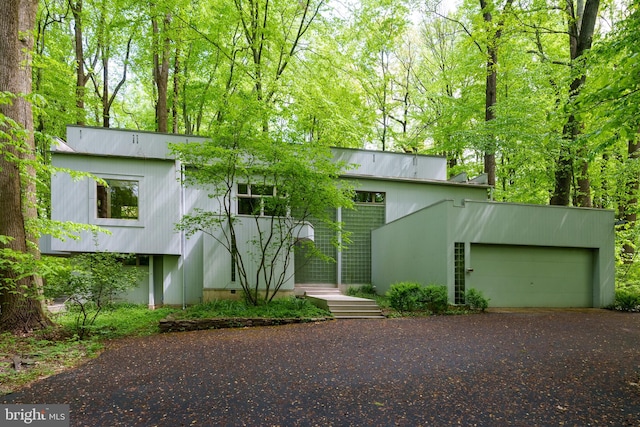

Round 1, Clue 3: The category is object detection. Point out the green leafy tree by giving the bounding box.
[0,0,54,333]
[580,1,640,263]
[172,107,353,305]
[549,0,602,206]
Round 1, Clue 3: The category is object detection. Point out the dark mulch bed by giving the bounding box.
[2,310,639,426]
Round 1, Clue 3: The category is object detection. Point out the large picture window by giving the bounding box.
[97,179,139,220]
[237,183,287,217]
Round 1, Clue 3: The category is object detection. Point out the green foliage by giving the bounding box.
[0,241,39,296]
[1,304,177,395]
[174,297,331,320]
[346,284,377,297]
[387,282,424,311]
[465,288,489,311]
[610,288,640,312]
[171,114,354,306]
[45,252,143,339]
[608,278,640,312]
[0,330,101,395]
[54,303,178,339]
[386,282,448,314]
[421,285,449,314]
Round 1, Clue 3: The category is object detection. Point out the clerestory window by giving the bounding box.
[354,191,385,204]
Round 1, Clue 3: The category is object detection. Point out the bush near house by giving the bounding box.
[386,282,448,314]
[44,252,142,339]
[609,286,640,312]
[346,284,377,298]
[465,288,490,312]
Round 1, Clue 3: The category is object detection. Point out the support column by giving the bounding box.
[148,256,155,309]
[337,207,342,286]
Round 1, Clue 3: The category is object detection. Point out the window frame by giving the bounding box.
[353,191,386,205]
[236,183,287,217]
[91,175,144,228]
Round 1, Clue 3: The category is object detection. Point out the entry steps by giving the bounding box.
[298,286,385,319]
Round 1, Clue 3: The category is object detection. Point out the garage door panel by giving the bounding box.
[470,244,593,308]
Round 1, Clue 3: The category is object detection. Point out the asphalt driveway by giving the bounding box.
[2,310,639,426]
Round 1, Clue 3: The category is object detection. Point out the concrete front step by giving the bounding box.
[305,294,385,319]
[332,312,386,319]
[294,286,341,297]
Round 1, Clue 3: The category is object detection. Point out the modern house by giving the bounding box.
[42,126,615,308]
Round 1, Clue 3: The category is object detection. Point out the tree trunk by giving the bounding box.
[481,0,497,186]
[480,0,513,187]
[550,0,600,206]
[619,133,640,263]
[0,0,53,333]
[172,47,180,134]
[70,0,89,126]
[483,45,497,187]
[102,50,110,127]
[152,11,171,133]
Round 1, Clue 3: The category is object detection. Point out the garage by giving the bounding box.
[469,244,594,308]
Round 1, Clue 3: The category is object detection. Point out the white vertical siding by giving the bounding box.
[203,217,294,291]
[50,154,181,254]
[63,125,208,159]
[332,148,447,181]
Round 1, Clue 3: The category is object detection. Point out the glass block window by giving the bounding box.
[96,179,139,220]
[454,242,465,304]
[294,210,337,284]
[342,204,385,284]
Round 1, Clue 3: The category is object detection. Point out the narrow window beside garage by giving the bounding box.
[454,242,465,304]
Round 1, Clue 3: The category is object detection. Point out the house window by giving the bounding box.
[454,242,465,304]
[237,183,287,216]
[97,179,139,220]
[354,191,385,204]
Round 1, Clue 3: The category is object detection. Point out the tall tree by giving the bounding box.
[151,5,172,133]
[479,0,514,186]
[172,108,353,305]
[550,0,601,206]
[69,0,94,126]
[0,0,53,332]
[88,0,133,128]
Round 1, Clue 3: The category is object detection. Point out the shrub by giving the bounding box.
[46,252,143,339]
[420,285,448,314]
[346,284,377,297]
[465,288,489,311]
[611,288,640,312]
[387,282,423,311]
[386,282,448,313]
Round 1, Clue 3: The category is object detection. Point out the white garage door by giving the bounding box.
[469,244,594,307]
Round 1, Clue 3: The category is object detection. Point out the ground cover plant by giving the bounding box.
[172,297,331,320]
[1,304,177,395]
[608,285,640,312]
[0,298,330,395]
